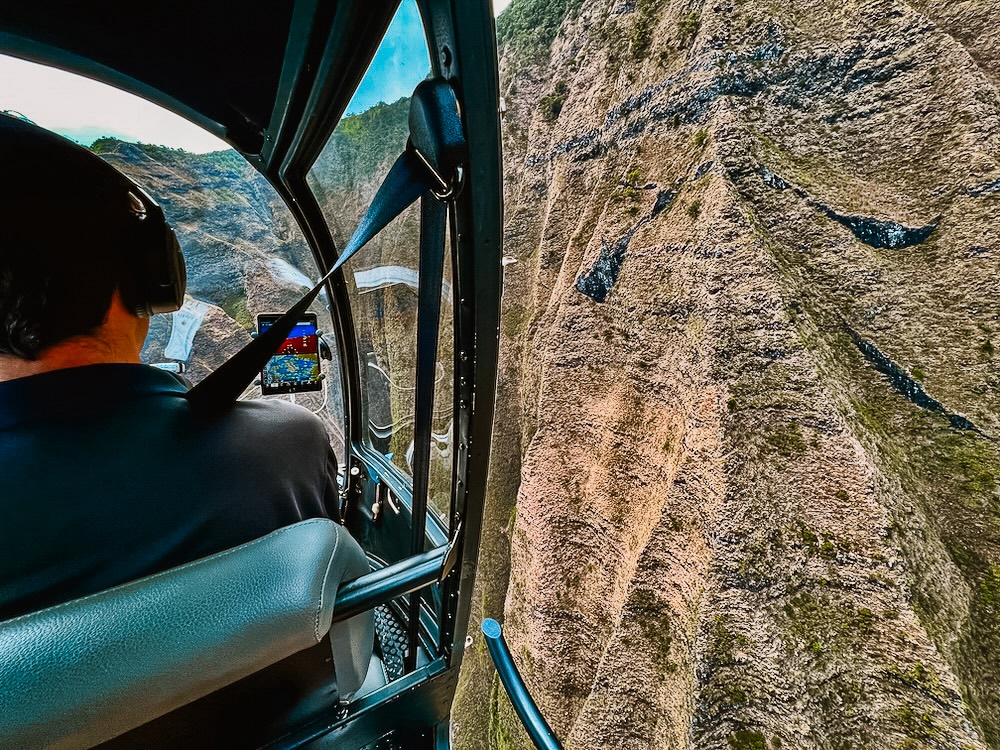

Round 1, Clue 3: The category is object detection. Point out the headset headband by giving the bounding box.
[0,113,187,317]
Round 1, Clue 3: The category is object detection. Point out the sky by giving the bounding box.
[0,56,228,152]
[345,0,429,116]
[0,0,514,153]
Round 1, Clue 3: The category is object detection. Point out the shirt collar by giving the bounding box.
[0,364,188,430]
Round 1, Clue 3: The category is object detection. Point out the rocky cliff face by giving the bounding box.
[93,139,317,382]
[455,1,1000,748]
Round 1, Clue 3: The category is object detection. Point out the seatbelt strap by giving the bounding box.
[185,146,437,412]
[186,77,466,417]
[405,193,447,672]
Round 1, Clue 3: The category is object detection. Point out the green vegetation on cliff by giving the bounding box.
[309,97,409,197]
[496,0,585,58]
[90,137,247,174]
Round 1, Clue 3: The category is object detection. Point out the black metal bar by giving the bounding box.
[332,546,446,624]
[429,0,504,677]
[481,619,562,750]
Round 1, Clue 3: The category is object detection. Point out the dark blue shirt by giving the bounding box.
[0,363,338,620]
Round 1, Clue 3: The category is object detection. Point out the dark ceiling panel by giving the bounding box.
[0,2,296,151]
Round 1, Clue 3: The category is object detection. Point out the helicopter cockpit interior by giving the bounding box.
[0,1,509,747]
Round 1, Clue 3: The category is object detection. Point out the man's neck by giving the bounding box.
[0,338,141,383]
[0,293,149,383]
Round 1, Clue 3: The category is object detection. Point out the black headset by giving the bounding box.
[117,178,187,318]
[0,111,187,318]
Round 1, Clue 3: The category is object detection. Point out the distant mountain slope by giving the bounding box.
[307,98,416,261]
[455,1,1000,748]
[92,138,317,381]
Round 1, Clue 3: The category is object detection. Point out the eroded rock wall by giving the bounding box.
[456,1,1000,747]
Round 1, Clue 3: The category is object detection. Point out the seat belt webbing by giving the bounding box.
[185,146,438,412]
[405,193,447,672]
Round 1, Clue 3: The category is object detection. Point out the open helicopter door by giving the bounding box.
[258,0,503,744]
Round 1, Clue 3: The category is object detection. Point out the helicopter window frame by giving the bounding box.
[305,0,432,472]
[302,0,455,532]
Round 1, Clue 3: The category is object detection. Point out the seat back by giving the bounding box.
[0,519,373,750]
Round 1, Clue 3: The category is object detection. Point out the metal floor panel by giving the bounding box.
[374,604,408,681]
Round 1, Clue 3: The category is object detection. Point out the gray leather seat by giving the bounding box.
[0,519,373,750]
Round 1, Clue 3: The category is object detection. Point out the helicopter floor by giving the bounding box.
[352,602,430,701]
[374,604,408,681]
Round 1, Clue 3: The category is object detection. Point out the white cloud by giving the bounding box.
[0,55,228,153]
[494,0,513,15]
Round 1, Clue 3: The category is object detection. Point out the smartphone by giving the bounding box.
[257,313,323,395]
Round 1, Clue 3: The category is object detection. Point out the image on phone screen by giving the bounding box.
[258,313,323,395]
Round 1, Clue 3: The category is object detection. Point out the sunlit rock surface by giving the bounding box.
[454,1,1000,748]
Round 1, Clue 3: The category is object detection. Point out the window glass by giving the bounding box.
[0,58,348,467]
[124,146,347,464]
[428,250,454,523]
[307,0,442,501]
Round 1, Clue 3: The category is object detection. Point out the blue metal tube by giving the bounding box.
[481,618,562,750]
[332,545,447,623]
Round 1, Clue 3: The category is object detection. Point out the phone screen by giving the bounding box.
[258,313,323,394]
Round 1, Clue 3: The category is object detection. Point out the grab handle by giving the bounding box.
[481,618,562,750]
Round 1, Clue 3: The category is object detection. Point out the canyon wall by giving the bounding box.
[95,139,316,380]
[454,1,1000,748]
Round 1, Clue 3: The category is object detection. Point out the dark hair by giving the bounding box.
[0,115,137,359]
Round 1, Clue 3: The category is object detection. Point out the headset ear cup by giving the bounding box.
[176,233,187,303]
[116,236,151,318]
[152,227,186,315]
[123,184,185,316]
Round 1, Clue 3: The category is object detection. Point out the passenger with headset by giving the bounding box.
[0,114,347,621]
